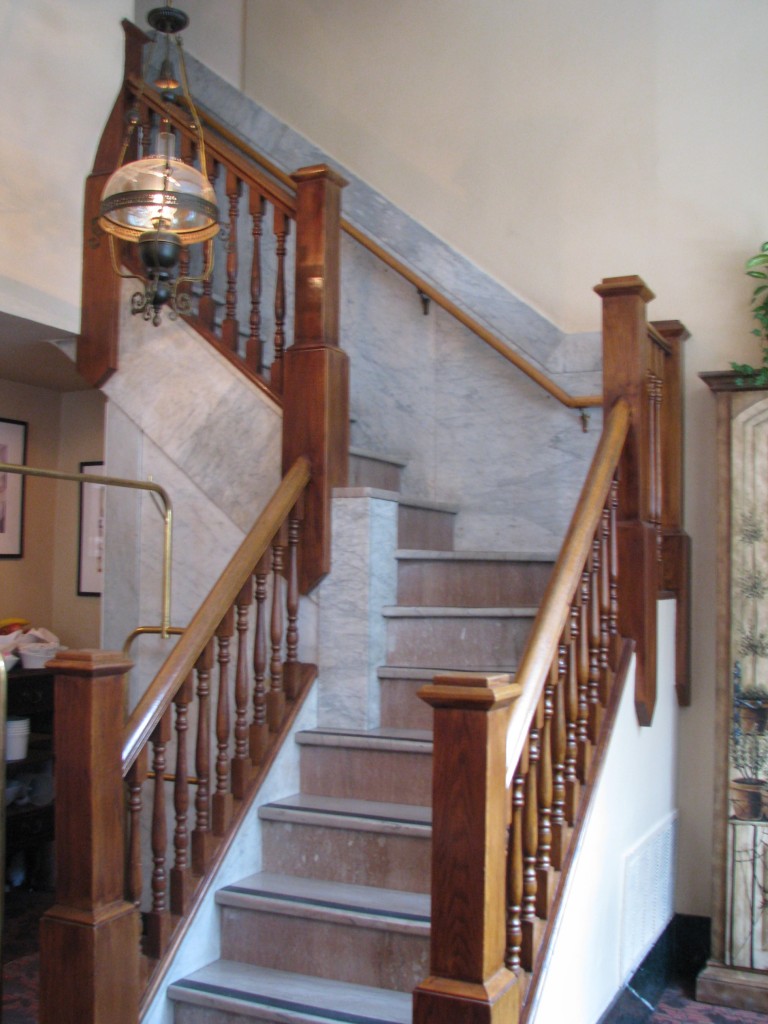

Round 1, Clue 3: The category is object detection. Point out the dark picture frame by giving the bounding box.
[78,461,105,596]
[0,417,28,558]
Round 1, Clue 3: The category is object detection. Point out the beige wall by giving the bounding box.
[0,0,131,333]
[0,380,104,648]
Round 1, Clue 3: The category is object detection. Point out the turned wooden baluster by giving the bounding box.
[145,709,172,958]
[536,672,555,917]
[126,749,147,909]
[609,475,620,657]
[177,132,196,286]
[551,637,568,869]
[587,535,602,740]
[192,641,214,874]
[171,672,194,916]
[564,600,580,824]
[270,209,289,392]
[284,503,302,699]
[232,578,254,798]
[140,101,153,157]
[576,573,591,782]
[506,757,527,973]
[250,552,271,763]
[221,170,242,351]
[213,607,235,836]
[267,530,287,730]
[246,191,265,373]
[521,727,539,971]
[197,159,220,329]
[598,500,612,707]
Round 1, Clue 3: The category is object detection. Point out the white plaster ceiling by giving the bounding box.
[0,311,87,392]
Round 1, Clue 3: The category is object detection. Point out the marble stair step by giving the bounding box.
[334,487,458,551]
[216,872,430,990]
[169,960,412,1024]
[384,605,537,668]
[259,794,431,893]
[396,549,555,607]
[296,728,433,806]
[349,448,406,491]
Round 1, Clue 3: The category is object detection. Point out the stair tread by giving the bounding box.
[170,960,412,1023]
[378,664,516,677]
[332,486,459,513]
[383,605,538,617]
[260,794,431,833]
[396,548,556,561]
[217,871,430,929]
[296,727,432,752]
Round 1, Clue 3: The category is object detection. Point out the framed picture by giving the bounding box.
[78,461,105,596]
[0,418,28,558]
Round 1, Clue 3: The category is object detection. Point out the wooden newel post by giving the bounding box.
[414,673,522,1024]
[282,164,350,594]
[595,275,659,725]
[39,650,140,1024]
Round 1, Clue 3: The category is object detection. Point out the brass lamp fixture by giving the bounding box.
[98,4,220,326]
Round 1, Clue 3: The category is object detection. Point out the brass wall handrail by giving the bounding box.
[123,625,186,657]
[0,463,174,636]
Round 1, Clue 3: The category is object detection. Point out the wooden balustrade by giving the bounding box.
[419,277,691,1024]
[39,459,315,1023]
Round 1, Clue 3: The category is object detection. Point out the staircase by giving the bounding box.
[167,451,554,1023]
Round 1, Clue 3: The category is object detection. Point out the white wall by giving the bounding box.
[530,601,679,1024]
[0,0,132,333]
[170,0,754,919]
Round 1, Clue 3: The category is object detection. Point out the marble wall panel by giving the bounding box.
[316,492,398,730]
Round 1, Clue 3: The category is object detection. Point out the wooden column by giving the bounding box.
[39,650,140,1024]
[595,276,659,725]
[282,165,350,593]
[413,673,522,1024]
[655,319,692,707]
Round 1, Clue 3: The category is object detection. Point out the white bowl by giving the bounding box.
[20,645,58,669]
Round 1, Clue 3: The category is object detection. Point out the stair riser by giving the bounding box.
[220,907,429,991]
[397,559,553,607]
[261,820,431,893]
[386,615,533,668]
[380,679,434,730]
[300,747,432,806]
[398,506,454,550]
[349,453,403,491]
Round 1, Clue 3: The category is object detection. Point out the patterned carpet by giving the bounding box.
[651,983,768,1023]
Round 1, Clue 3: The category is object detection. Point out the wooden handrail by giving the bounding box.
[191,90,602,412]
[505,397,630,775]
[122,455,311,771]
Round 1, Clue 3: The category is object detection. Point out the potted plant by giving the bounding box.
[731,243,768,386]
[730,711,768,819]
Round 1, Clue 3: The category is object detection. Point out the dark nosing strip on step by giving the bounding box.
[221,885,429,924]
[175,979,401,1024]
[270,802,429,827]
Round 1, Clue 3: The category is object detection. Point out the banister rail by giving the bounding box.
[504,397,630,776]
[123,454,310,769]
[193,98,602,412]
